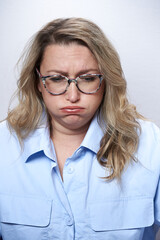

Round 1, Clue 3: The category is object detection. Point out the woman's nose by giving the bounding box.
[65,81,80,102]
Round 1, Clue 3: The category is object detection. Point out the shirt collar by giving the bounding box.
[22,113,104,162]
[21,116,55,163]
[80,114,104,154]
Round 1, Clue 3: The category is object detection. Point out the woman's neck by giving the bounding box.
[50,121,89,181]
[50,117,90,144]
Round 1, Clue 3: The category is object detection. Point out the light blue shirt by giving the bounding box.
[0,115,160,240]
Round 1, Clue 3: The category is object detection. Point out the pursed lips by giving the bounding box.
[60,106,85,113]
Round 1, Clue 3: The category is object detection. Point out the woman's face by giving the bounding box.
[38,44,104,133]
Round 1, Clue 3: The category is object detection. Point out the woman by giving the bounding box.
[0,18,160,240]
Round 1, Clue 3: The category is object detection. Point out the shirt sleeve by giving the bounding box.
[0,225,2,239]
[155,175,160,225]
[153,124,160,240]
[154,123,160,226]
[142,122,160,239]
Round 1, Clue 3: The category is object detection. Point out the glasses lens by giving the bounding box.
[78,74,101,93]
[45,75,68,94]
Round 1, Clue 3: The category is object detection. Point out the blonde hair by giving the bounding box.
[7,18,143,180]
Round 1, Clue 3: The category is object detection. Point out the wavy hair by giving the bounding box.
[7,18,143,180]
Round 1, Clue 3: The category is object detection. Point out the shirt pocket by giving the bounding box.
[0,194,52,240]
[89,197,154,231]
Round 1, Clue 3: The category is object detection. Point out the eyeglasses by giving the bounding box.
[36,68,103,95]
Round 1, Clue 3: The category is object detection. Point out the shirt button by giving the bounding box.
[66,217,73,226]
[67,166,74,174]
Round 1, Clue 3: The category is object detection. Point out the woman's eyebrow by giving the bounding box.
[76,69,100,75]
[46,68,100,76]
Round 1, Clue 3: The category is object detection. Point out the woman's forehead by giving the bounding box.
[40,44,99,74]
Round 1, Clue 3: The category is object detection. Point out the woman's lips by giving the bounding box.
[61,106,85,114]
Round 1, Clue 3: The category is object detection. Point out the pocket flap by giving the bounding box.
[0,194,52,227]
[89,197,154,231]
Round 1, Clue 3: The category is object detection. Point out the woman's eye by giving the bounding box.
[86,77,95,81]
[49,76,65,81]
[81,75,96,81]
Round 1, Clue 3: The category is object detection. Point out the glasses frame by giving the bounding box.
[36,68,103,95]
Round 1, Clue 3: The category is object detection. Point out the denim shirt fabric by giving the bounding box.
[0,116,160,240]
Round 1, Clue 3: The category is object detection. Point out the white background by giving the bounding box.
[0,0,160,126]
